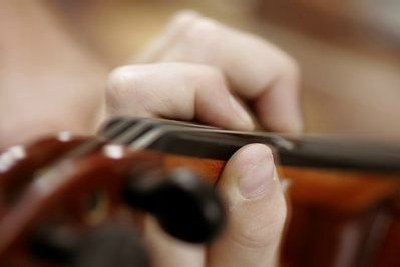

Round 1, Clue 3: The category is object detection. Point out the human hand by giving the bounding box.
[0,5,295,265]
[109,10,302,132]
[106,11,298,266]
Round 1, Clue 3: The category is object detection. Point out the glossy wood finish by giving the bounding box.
[1,133,400,266]
[0,137,226,265]
[0,137,162,263]
[164,153,225,184]
[162,155,400,267]
[162,154,400,267]
[279,166,400,267]
[375,196,400,267]
[0,136,90,221]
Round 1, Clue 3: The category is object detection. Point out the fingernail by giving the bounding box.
[239,155,275,199]
[229,96,255,130]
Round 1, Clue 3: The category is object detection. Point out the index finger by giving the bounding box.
[136,11,302,132]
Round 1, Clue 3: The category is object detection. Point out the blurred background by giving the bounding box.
[55,0,400,140]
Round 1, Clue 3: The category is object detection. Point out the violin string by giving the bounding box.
[96,117,400,171]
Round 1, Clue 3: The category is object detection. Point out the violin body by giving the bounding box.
[1,117,400,266]
[0,132,226,266]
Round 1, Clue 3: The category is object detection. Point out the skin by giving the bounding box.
[0,4,301,267]
[0,1,107,147]
[107,11,299,266]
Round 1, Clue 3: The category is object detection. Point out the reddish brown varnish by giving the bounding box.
[0,137,90,207]
[0,141,162,263]
[142,153,400,267]
[164,154,225,184]
[279,166,400,267]
[1,135,400,266]
[163,156,400,267]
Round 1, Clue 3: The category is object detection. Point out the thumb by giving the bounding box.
[208,144,287,267]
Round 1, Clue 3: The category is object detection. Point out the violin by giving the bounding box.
[1,117,399,266]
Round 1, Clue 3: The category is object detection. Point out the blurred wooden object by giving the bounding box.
[375,198,400,266]
[280,167,400,267]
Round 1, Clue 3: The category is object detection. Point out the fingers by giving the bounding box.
[135,10,302,132]
[107,62,255,130]
[143,216,205,267]
[208,144,287,267]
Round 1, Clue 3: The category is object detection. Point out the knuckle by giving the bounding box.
[106,67,128,107]
[201,65,226,85]
[107,66,131,92]
[106,66,142,108]
[186,64,227,92]
[168,10,200,28]
[183,16,224,44]
[198,66,229,94]
[254,38,301,83]
[191,17,221,35]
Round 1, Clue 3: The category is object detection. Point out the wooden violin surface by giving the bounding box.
[99,117,400,267]
[1,117,399,266]
[0,134,226,265]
